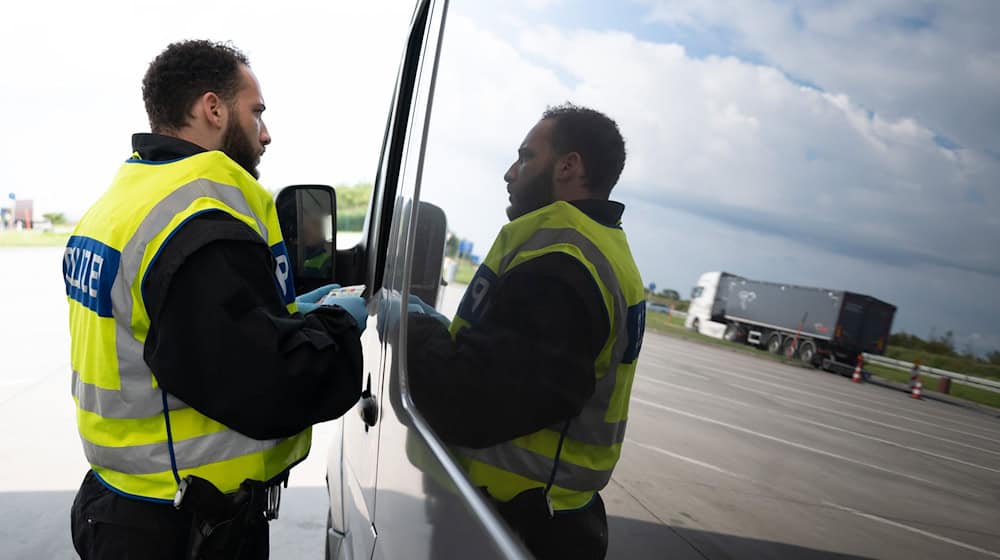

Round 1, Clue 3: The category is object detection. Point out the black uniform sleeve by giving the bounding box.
[407,253,609,449]
[142,212,363,440]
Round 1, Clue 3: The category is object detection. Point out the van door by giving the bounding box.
[368,0,529,557]
[338,2,446,559]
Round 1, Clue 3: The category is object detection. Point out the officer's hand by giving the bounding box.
[408,295,450,327]
[296,283,341,305]
[376,292,423,335]
[324,295,368,333]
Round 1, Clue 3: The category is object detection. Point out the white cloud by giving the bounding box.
[419,14,573,251]
[505,23,998,272]
[0,1,415,217]
[3,0,996,351]
[417,2,1000,352]
[636,0,1000,154]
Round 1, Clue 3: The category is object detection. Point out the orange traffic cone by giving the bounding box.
[852,354,864,383]
[911,379,923,399]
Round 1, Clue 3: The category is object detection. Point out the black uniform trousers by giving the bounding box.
[502,492,609,560]
[70,470,269,560]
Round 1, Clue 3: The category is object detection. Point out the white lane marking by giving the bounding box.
[643,335,1000,440]
[640,350,681,364]
[656,350,887,402]
[669,350,1000,439]
[665,346,956,408]
[657,367,711,381]
[647,361,1000,458]
[823,502,1000,559]
[626,439,749,480]
[637,377,1000,473]
[658,359,1000,448]
[793,414,1000,475]
[631,397,939,486]
[730,381,1000,459]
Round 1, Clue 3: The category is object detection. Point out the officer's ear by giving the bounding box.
[555,151,585,183]
[195,91,228,131]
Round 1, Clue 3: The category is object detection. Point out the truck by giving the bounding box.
[684,271,743,338]
[686,272,896,371]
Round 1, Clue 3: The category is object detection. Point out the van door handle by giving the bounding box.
[359,375,378,430]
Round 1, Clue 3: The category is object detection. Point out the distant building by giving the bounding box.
[1,199,35,230]
[15,199,34,228]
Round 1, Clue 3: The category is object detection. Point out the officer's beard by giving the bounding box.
[221,117,261,179]
[506,164,556,222]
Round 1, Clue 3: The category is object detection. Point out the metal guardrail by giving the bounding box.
[863,353,1000,393]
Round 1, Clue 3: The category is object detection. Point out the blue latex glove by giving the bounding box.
[296,284,340,315]
[324,295,368,332]
[408,295,450,327]
[297,284,341,305]
[376,293,424,335]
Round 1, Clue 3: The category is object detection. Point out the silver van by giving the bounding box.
[274,1,528,558]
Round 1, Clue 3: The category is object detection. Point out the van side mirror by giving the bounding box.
[275,185,337,296]
[410,202,447,308]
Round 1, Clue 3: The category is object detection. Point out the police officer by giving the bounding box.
[300,211,334,280]
[407,104,646,559]
[66,40,365,559]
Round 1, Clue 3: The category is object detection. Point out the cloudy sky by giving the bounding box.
[2,1,998,353]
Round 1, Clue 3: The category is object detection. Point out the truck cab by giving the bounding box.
[684,271,741,339]
[273,1,528,558]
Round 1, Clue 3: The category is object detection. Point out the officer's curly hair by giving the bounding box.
[542,103,627,196]
[142,40,249,133]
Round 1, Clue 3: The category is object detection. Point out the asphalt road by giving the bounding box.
[605,330,1000,559]
[3,247,999,559]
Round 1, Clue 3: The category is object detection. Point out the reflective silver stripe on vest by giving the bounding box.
[458,440,613,492]
[498,227,630,447]
[83,429,285,475]
[76,178,267,421]
[72,370,188,419]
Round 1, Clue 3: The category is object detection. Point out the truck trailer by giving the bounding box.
[721,278,896,371]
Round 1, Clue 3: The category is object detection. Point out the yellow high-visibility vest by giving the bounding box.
[65,149,309,502]
[450,201,646,511]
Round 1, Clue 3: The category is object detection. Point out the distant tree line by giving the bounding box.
[42,212,67,225]
[334,182,372,232]
[890,331,1000,365]
[645,287,689,312]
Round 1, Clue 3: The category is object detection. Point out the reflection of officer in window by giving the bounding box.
[300,211,332,279]
[408,104,647,560]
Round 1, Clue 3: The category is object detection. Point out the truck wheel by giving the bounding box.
[723,323,738,341]
[781,337,797,358]
[766,333,783,353]
[798,341,817,366]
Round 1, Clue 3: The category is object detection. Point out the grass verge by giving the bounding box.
[0,231,71,247]
[865,363,1000,409]
[645,312,807,368]
[885,346,1000,382]
[453,259,477,285]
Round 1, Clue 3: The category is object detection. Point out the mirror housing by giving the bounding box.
[410,202,448,308]
[275,185,337,297]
